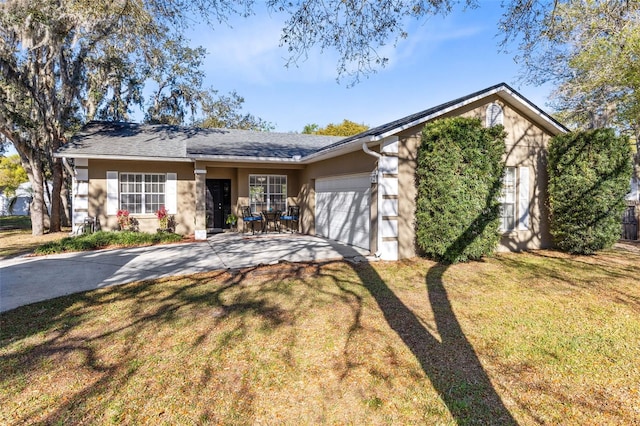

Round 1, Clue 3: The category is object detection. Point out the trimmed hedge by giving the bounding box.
[415,117,506,263]
[548,129,632,254]
[35,231,183,255]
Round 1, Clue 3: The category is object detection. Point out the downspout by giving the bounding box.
[362,141,382,160]
[362,141,383,257]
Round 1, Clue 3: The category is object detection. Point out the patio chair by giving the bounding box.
[241,206,263,234]
[280,206,299,233]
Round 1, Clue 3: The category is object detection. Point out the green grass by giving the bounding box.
[33,230,183,254]
[1,248,639,425]
[0,215,31,230]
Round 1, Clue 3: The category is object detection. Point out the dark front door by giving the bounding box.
[206,179,232,230]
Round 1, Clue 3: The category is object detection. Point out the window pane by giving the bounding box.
[500,203,515,231]
[119,173,167,214]
[249,175,286,212]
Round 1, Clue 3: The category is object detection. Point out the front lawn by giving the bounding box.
[1,248,639,424]
[0,215,31,230]
[0,229,69,259]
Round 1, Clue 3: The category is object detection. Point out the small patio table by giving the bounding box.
[261,211,281,233]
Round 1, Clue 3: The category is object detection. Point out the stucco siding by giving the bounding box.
[395,98,554,259]
[397,133,421,259]
[193,162,302,230]
[88,160,196,234]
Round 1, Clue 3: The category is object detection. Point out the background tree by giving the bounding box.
[0,0,269,235]
[500,1,640,137]
[196,91,274,131]
[415,117,506,264]
[302,124,320,134]
[547,129,632,254]
[302,119,368,136]
[0,154,28,197]
[144,38,207,125]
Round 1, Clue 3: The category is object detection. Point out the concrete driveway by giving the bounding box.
[0,233,370,313]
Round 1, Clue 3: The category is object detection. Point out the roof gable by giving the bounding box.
[309,83,568,159]
[58,83,566,164]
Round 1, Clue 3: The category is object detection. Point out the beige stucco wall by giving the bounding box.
[197,161,303,229]
[397,96,554,259]
[88,159,305,236]
[88,159,196,234]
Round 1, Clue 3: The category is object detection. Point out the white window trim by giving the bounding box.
[249,174,287,212]
[106,171,118,215]
[119,172,167,215]
[518,167,530,230]
[486,103,504,127]
[499,167,517,232]
[499,166,531,233]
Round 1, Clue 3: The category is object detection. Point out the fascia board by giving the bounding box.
[300,137,373,163]
[499,88,568,134]
[188,154,306,163]
[54,153,193,162]
[372,86,567,142]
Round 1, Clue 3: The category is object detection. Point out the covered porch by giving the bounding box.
[192,162,307,237]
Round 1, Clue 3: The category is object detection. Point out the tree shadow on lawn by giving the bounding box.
[0,267,267,424]
[352,261,517,425]
[350,149,517,424]
[1,261,374,424]
[1,253,518,424]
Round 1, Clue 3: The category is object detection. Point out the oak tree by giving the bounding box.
[302,119,368,136]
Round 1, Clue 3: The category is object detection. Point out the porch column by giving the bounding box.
[194,167,207,240]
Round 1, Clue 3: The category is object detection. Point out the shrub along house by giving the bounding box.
[56,83,567,260]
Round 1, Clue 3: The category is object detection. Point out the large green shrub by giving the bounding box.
[415,117,506,263]
[548,129,632,254]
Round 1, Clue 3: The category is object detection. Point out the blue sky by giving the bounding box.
[185,1,555,133]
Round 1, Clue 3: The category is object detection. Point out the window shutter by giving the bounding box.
[165,173,177,214]
[518,167,530,230]
[486,103,504,127]
[106,171,118,215]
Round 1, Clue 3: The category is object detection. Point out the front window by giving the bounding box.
[499,167,516,231]
[120,173,166,214]
[249,175,287,212]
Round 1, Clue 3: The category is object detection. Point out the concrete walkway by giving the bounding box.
[0,233,370,313]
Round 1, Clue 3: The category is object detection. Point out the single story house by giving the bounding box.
[56,83,567,260]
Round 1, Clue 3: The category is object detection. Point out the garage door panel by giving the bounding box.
[316,175,370,250]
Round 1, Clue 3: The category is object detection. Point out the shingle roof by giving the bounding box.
[58,122,188,160]
[186,128,342,159]
[310,82,568,158]
[58,121,343,161]
[58,83,567,163]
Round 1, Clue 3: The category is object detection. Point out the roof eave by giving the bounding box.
[371,85,567,142]
[54,153,193,162]
[300,135,374,163]
[498,87,568,135]
[189,154,305,164]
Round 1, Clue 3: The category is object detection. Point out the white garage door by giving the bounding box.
[316,174,370,250]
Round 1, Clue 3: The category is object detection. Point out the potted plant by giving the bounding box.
[225,213,238,229]
[116,209,130,231]
[156,206,169,232]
